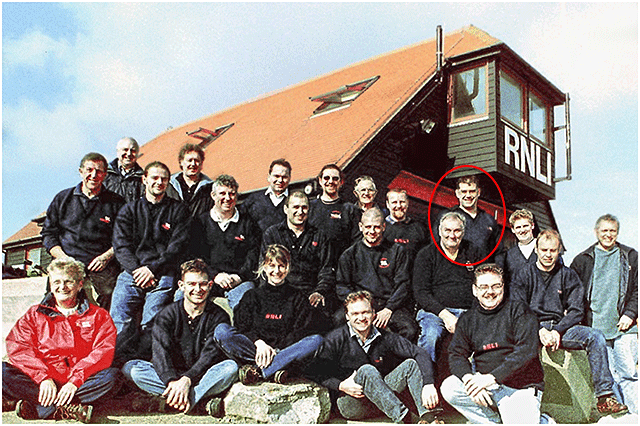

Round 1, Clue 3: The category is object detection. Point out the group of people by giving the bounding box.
[2,137,637,424]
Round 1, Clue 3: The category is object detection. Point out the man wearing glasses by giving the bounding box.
[441,263,546,424]
[413,212,480,362]
[308,164,360,256]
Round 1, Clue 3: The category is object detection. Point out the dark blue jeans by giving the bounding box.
[213,323,322,379]
[2,362,121,419]
[541,322,616,397]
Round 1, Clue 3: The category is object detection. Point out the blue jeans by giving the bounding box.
[213,323,322,378]
[541,322,616,397]
[122,359,238,411]
[337,359,428,423]
[174,280,254,311]
[441,374,543,424]
[607,333,638,414]
[2,362,120,419]
[416,308,467,362]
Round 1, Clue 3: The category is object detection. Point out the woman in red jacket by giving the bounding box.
[2,258,120,423]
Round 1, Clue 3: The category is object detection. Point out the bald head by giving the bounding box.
[116,137,139,171]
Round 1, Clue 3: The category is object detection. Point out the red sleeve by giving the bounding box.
[6,307,51,385]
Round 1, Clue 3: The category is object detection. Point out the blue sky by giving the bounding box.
[2,2,638,263]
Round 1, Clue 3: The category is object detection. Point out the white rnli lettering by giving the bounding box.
[504,124,552,186]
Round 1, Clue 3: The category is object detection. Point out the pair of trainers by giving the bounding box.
[596,394,628,417]
[15,399,93,423]
[238,364,289,385]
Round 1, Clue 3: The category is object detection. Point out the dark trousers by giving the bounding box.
[2,362,121,419]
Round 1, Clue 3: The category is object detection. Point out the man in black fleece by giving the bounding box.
[308,291,440,424]
[261,190,337,316]
[511,229,628,417]
[42,152,125,309]
[413,211,480,362]
[110,161,191,364]
[122,259,237,416]
[441,263,545,424]
[241,158,291,233]
[189,174,260,310]
[336,207,417,340]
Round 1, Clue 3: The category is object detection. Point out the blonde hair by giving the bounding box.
[256,244,291,279]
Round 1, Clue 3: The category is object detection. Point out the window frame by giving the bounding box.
[527,87,551,147]
[499,68,526,130]
[448,62,490,125]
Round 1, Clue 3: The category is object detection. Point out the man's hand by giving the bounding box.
[462,374,494,407]
[39,379,57,407]
[132,266,156,288]
[338,371,364,398]
[254,340,276,369]
[421,384,439,410]
[54,382,78,406]
[439,309,458,334]
[539,328,561,351]
[309,292,325,307]
[617,315,634,332]
[87,249,114,272]
[49,246,70,260]
[214,273,242,290]
[162,376,191,413]
[373,308,393,329]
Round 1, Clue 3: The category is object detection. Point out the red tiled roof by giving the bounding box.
[3,212,45,245]
[140,25,502,193]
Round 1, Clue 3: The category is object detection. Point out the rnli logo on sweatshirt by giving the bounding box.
[374,357,383,363]
[482,342,499,351]
[161,222,171,230]
[99,216,111,224]
[81,321,92,328]
[312,241,318,247]
[330,210,342,219]
[465,262,474,271]
[394,238,409,244]
[235,235,245,241]
[379,258,390,268]
[265,313,282,320]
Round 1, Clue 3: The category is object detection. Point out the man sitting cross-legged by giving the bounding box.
[3,258,120,423]
[122,259,238,417]
[308,290,442,424]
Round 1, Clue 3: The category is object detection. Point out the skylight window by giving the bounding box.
[310,76,380,116]
[186,123,234,148]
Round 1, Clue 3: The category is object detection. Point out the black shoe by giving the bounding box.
[418,407,445,424]
[2,396,17,412]
[130,392,167,413]
[238,364,263,385]
[53,403,93,423]
[205,397,224,418]
[15,400,39,420]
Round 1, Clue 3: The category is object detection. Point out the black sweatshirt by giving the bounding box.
[113,196,190,277]
[337,240,411,312]
[241,190,287,233]
[233,281,317,349]
[261,221,336,297]
[308,197,360,256]
[151,300,230,385]
[449,298,544,391]
[42,184,125,266]
[413,241,480,315]
[189,210,261,283]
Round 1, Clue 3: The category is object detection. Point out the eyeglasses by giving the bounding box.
[475,283,504,292]
[357,188,376,193]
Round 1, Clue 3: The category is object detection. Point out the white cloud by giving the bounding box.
[526,3,638,110]
[3,30,70,68]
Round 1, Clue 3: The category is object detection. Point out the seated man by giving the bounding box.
[383,188,428,261]
[441,264,546,424]
[512,229,628,417]
[3,258,120,423]
[336,207,417,341]
[262,190,337,318]
[111,161,191,364]
[413,212,480,362]
[241,158,291,233]
[308,291,441,424]
[41,152,125,309]
[166,143,214,218]
[190,174,260,310]
[122,259,238,417]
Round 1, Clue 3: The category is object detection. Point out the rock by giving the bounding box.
[540,348,600,423]
[223,379,331,423]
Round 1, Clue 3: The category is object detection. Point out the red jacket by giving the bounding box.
[5,292,116,388]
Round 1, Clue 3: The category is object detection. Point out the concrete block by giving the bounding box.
[223,379,331,423]
[540,347,600,423]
